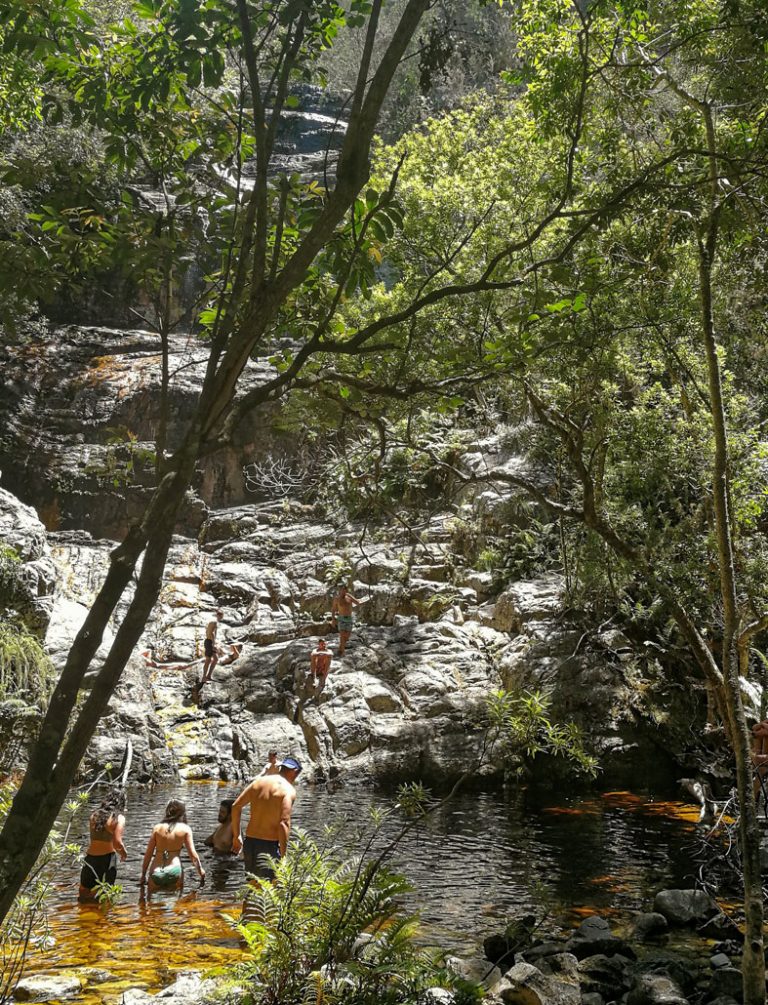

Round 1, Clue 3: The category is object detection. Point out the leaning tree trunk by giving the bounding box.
[0,459,192,922]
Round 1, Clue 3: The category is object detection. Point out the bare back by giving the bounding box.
[239,776,296,840]
[154,822,189,857]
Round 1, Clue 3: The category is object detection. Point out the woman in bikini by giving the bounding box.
[140,799,205,894]
[78,788,128,903]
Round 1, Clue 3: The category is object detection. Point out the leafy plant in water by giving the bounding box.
[231,829,453,1005]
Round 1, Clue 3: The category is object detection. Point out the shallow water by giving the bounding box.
[23,782,704,1001]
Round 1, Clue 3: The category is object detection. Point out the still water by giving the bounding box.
[24,782,703,1001]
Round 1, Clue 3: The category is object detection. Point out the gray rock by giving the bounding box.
[709,968,743,1001]
[575,916,613,940]
[627,974,688,1005]
[446,956,503,992]
[631,912,669,941]
[653,889,717,926]
[13,974,82,1001]
[709,954,731,970]
[581,995,604,1005]
[499,961,580,1005]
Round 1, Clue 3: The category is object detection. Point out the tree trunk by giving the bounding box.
[699,234,765,1005]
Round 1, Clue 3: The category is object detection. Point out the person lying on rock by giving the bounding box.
[204,798,235,854]
[231,757,302,885]
[140,799,205,895]
[331,585,364,656]
[310,638,332,693]
[78,788,128,903]
[199,609,224,692]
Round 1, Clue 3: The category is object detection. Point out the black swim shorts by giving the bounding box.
[80,852,117,891]
[204,638,214,658]
[243,837,281,880]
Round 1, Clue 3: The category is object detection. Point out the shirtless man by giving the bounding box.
[331,585,364,656]
[231,757,302,880]
[200,610,224,690]
[258,750,280,776]
[751,719,768,802]
[204,798,235,854]
[310,639,333,693]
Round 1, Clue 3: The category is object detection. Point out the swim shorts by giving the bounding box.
[204,638,214,658]
[243,837,281,880]
[80,852,117,891]
[336,615,353,633]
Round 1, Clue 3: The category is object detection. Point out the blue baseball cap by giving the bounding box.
[281,756,302,774]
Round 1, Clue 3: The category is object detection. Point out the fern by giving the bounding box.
[0,624,54,707]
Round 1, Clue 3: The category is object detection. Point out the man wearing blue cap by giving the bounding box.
[231,756,302,880]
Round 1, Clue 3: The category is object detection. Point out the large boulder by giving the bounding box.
[627,974,688,1005]
[653,889,717,926]
[13,975,82,1001]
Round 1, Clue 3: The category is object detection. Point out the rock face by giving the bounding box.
[0,487,56,632]
[0,320,705,786]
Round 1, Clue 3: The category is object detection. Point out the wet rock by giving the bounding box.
[631,912,669,941]
[627,974,688,1005]
[577,954,634,999]
[653,889,717,926]
[565,931,636,962]
[709,968,743,1001]
[537,953,579,981]
[13,975,82,1001]
[499,961,580,1005]
[521,942,569,965]
[484,915,538,965]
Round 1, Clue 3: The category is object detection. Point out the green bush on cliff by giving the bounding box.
[0,624,54,707]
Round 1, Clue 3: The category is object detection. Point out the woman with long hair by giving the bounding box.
[140,799,205,894]
[78,788,127,902]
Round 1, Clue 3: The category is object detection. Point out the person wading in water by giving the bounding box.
[78,788,128,902]
[140,799,205,894]
[331,585,364,656]
[231,757,302,886]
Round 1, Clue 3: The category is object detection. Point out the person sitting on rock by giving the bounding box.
[199,609,224,691]
[259,750,280,776]
[204,798,235,854]
[331,585,364,656]
[310,638,333,694]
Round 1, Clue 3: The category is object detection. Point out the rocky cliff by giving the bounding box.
[0,324,706,787]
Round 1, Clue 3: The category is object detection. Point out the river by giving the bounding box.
[22,781,704,1003]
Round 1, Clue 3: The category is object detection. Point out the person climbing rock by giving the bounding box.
[78,788,128,903]
[310,638,333,693]
[231,757,302,882]
[140,799,205,894]
[259,750,281,776]
[198,609,224,693]
[204,798,235,854]
[331,584,364,656]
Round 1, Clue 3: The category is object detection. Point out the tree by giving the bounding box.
[0,0,435,924]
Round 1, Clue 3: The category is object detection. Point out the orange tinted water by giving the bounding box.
[19,784,708,1002]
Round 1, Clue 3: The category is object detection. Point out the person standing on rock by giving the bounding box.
[199,609,224,691]
[231,757,302,882]
[310,638,333,693]
[331,585,363,656]
[259,750,280,776]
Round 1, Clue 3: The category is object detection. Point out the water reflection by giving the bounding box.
[24,782,700,997]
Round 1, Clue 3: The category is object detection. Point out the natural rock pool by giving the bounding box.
[21,781,706,1003]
